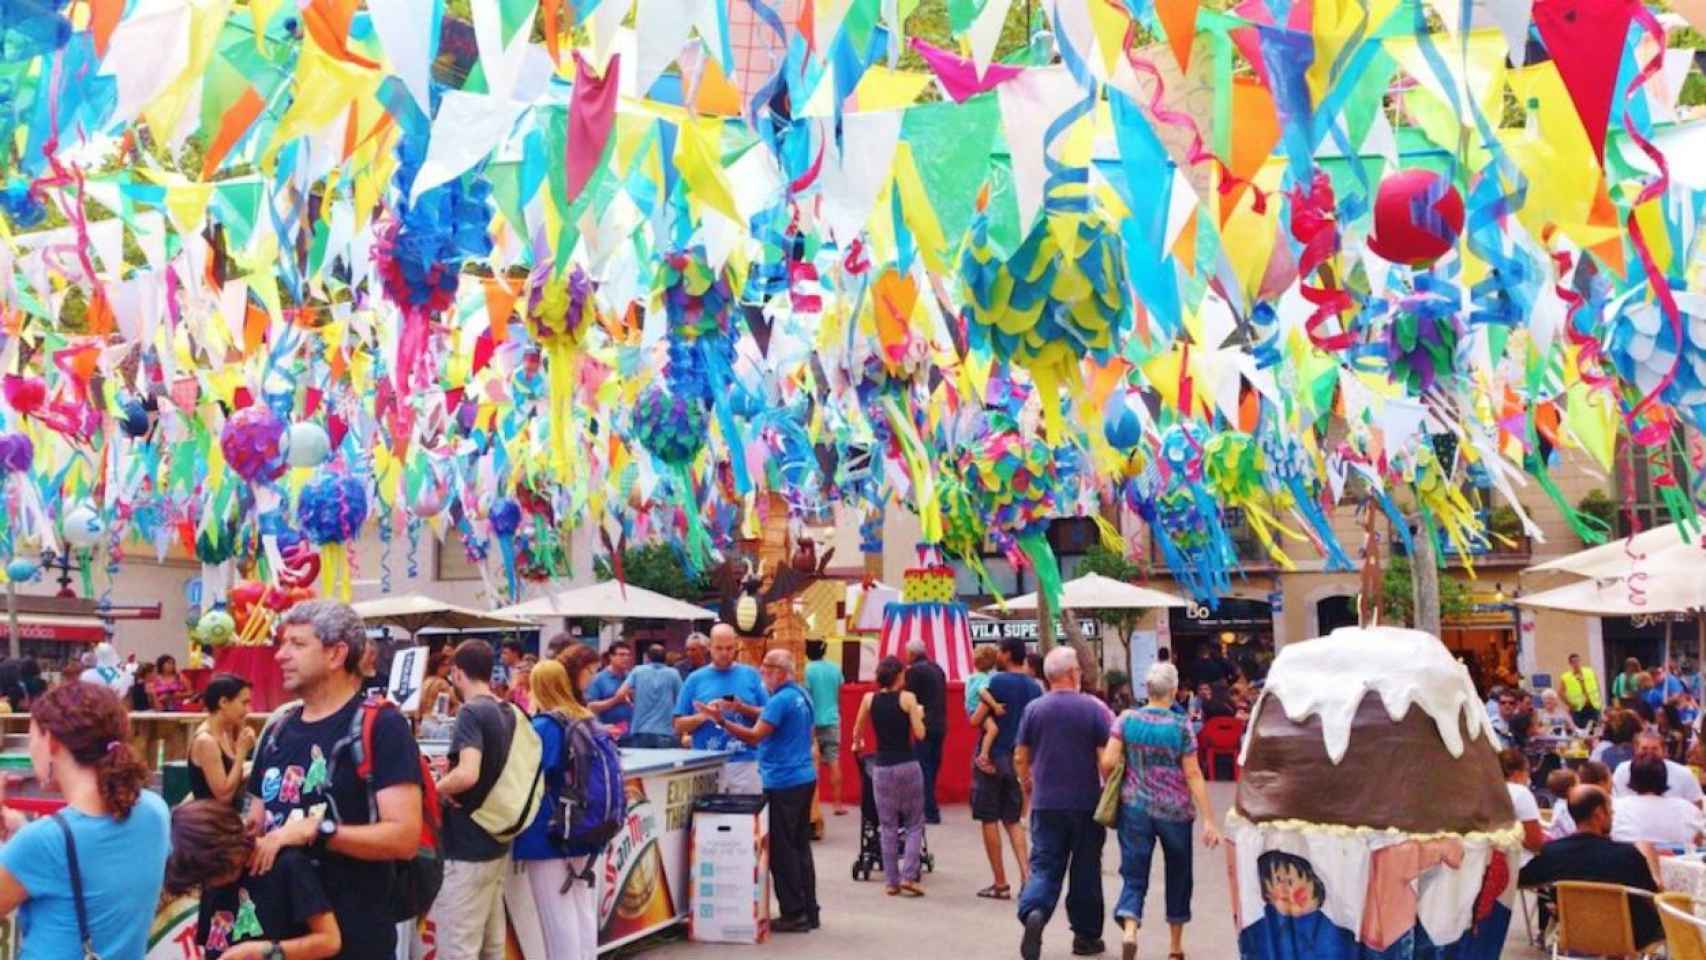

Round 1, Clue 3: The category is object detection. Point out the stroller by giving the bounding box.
[851,754,935,882]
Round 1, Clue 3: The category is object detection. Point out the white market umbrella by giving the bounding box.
[983,572,1190,613]
[1517,573,1706,617]
[493,580,716,622]
[1525,522,1700,578]
[350,594,533,635]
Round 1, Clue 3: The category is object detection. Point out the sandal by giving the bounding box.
[976,884,1012,900]
[898,882,926,897]
[886,886,901,896]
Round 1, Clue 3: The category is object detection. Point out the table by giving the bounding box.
[0,711,268,774]
[1662,852,1706,911]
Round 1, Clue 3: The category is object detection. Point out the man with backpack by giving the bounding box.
[699,648,820,933]
[247,600,427,960]
[431,639,543,960]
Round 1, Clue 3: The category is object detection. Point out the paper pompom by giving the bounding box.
[528,267,596,344]
[197,607,237,647]
[0,432,33,474]
[221,405,289,483]
[1369,169,1465,268]
[297,472,369,545]
[3,375,45,415]
[490,498,522,538]
[117,397,151,438]
[0,180,47,229]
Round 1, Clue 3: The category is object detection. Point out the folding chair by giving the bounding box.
[1657,892,1706,960]
[1552,880,1662,959]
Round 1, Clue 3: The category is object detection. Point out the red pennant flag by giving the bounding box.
[566,52,622,204]
[1532,0,1636,163]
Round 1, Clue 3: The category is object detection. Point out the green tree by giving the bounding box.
[593,542,711,601]
[1076,542,1146,672]
[1379,554,1472,627]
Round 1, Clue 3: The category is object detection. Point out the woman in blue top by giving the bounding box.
[513,651,602,959]
[0,681,170,960]
[1098,662,1221,960]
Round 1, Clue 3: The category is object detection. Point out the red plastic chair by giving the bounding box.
[1198,717,1245,781]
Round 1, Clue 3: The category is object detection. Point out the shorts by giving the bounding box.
[814,724,840,764]
[971,753,1024,824]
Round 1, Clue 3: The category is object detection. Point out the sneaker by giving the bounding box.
[1020,910,1046,960]
[772,915,813,933]
[1071,936,1106,956]
[809,912,822,930]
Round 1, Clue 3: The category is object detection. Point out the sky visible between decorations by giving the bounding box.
[1,0,1705,628]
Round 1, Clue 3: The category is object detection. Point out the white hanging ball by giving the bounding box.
[63,503,104,549]
[285,422,331,468]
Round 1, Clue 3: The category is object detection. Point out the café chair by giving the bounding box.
[1551,880,1663,959]
[1658,892,1706,960]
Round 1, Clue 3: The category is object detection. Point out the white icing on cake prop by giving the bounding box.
[1244,626,1493,766]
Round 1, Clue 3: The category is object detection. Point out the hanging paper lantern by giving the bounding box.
[1102,390,1145,452]
[0,432,33,474]
[285,421,331,468]
[220,405,289,483]
[632,383,708,467]
[63,502,104,549]
[298,472,369,600]
[490,498,522,538]
[1368,169,1465,268]
[529,267,597,482]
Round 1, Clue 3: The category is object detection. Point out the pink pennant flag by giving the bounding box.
[909,38,1025,103]
[566,52,622,203]
[1532,0,1635,164]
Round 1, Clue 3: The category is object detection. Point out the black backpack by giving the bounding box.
[544,712,627,866]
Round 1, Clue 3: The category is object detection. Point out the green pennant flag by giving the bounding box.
[213,180,264,254]
[901,95,1001,247]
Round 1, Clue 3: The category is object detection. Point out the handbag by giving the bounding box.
[50,814,103,960]
[1094,743,1125,828]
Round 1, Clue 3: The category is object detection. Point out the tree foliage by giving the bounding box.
[1379,554,1473,626]
[593,542,711,601]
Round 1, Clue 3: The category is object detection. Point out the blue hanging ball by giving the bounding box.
[490,497,522,538]
[5,558,39,583]
[1102,392,1143,452]
[117,396,150,438]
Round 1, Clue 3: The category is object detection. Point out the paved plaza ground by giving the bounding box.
[634,782,1549,959]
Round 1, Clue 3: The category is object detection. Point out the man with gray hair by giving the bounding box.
[905,638,948,823]
[677,631,711,681]
[700,649,821,932]
[247,600,427,958]
[1014,646,1113,960]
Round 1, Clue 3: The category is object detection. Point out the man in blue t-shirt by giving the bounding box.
[968,637,1042,900]
[1014,647,1112,960]
[586,642,635,738]
[622,644,685,748]
[674,624,769,793]
[700,648,819,933]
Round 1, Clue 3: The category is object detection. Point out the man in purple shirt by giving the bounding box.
[1015,646,1112,960]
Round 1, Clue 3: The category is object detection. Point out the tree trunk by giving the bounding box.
[1037,590,1055,652]
[1412,517,1441,638]
[1061,607,1102,694]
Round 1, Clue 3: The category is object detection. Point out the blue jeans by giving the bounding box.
[1018,809,1106,942]
[915,731,945,821]
[1115,807,1194,925]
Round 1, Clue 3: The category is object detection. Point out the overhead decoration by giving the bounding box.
[0,0,1699,625]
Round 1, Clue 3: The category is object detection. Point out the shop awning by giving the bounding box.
[4,614,107,644]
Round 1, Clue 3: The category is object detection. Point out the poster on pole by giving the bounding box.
[1129,630,1159,690]
[387,644,430,713]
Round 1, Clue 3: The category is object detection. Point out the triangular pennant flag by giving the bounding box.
[1532,0,1635,163]
[1156,0,1200,71]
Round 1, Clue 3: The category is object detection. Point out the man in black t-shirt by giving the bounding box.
[430,639,517,959]
[249,600,424,960]
[198,849,333,959]
[905,640,948,824]
[1519,785,1663,948]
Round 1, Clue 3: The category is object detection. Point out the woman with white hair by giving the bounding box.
[1098,661,1222,960]
[1534,688,1580,735]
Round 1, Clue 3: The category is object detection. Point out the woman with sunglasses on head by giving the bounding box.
[0,682,169,959]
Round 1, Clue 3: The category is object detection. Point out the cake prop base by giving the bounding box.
[878,566,974,680]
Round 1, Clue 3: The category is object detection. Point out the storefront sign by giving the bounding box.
[969,618,1101,642]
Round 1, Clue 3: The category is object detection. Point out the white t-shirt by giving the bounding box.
[1612,759,1705,802]
[1546,798,1576,841]
[1508,783,1541,866]
[1611,793,1706,846]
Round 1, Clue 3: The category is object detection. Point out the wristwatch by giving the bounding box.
[264,943,285,960]
[313,816,337,853]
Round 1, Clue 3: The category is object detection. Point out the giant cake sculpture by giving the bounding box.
[1230,626,1519,959]
[877,563,974,680]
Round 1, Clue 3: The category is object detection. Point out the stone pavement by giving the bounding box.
[631,782,1550,959]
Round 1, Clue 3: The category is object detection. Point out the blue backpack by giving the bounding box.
[547,713,627,862]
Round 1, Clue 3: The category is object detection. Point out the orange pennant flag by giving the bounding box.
[1156,0,1199,71]
[482,276,524,342]
[203,88,266,179]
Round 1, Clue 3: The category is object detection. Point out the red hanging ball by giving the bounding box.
[1368,168,1465,268]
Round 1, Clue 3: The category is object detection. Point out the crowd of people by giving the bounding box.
[0,604,1260,960]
